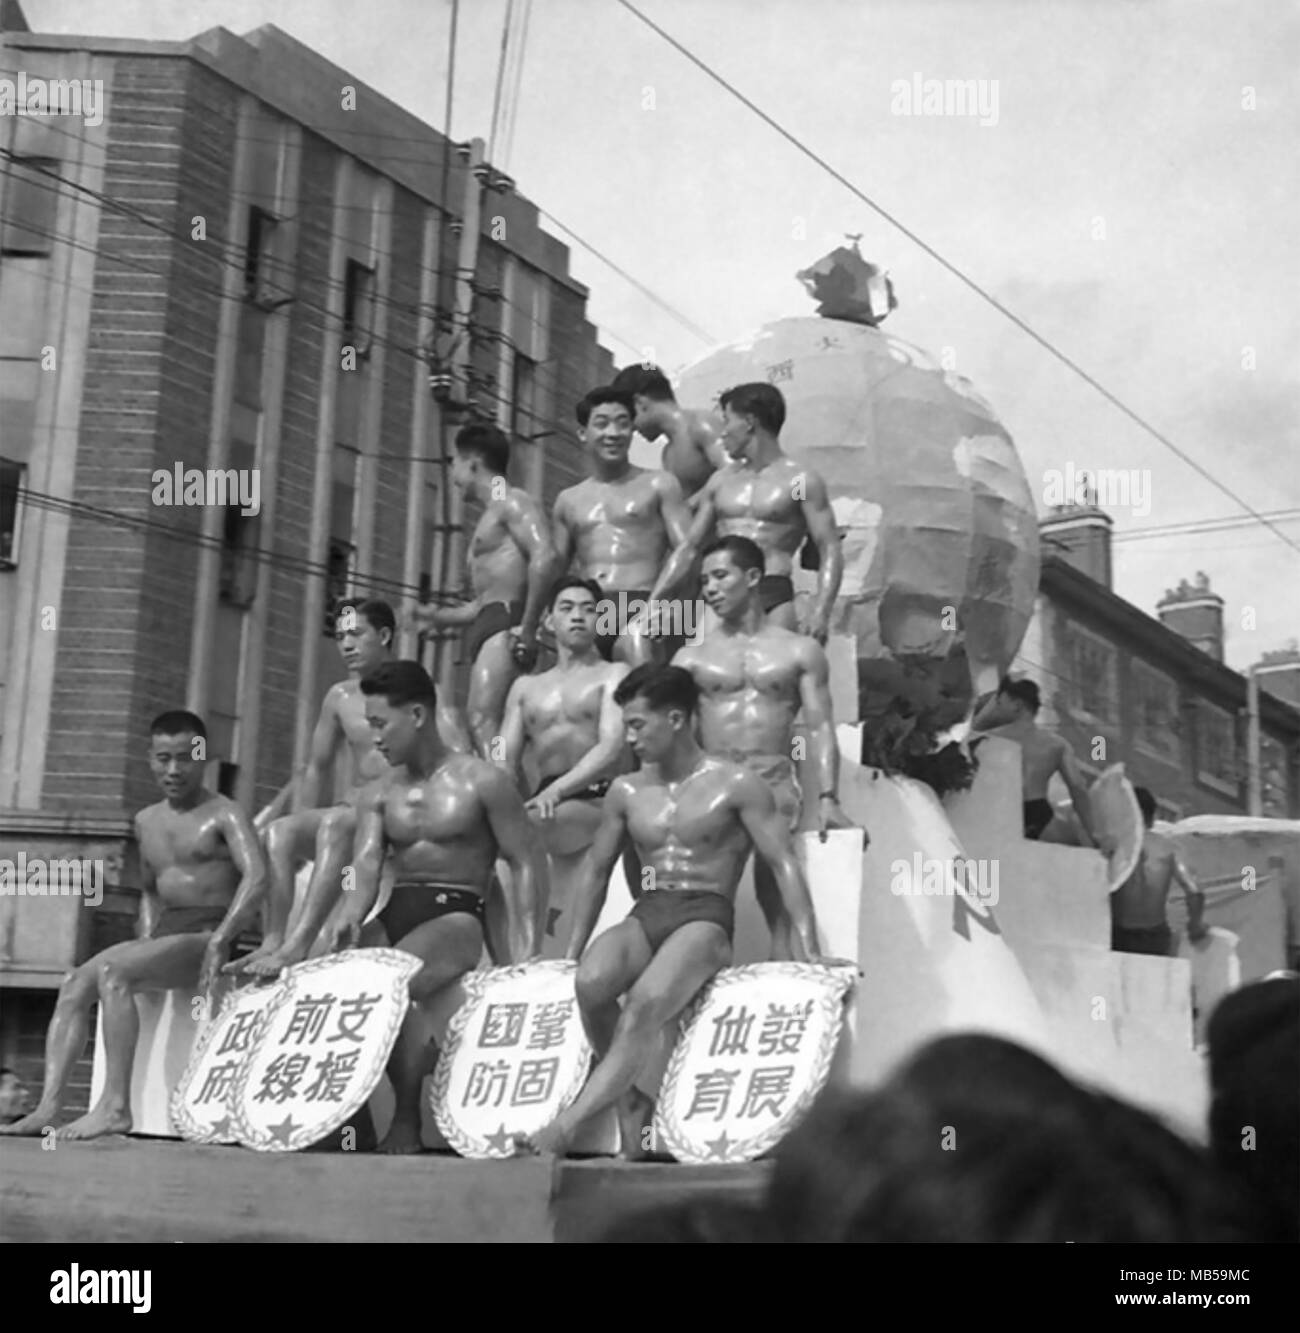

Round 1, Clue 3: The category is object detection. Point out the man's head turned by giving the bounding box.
[611,364,675,438]
[452,422,511,493]
[998,675,1041,718]
[0,1067,30,1123]
[334,598,395,674]
[613,664,699,763]
[548,575,604,649]
[700,535,765,620]
[718,382,786,458]
[359,660,438,767]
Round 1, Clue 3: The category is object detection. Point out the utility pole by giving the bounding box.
[1246,665,1263,816]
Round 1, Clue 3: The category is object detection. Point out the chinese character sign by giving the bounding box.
[432,960,591,1158]
[655,963,855,1164]
[171,982,289,1143]
[231,949,421,1152]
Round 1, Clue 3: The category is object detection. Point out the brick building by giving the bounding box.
[0,18,612,1084]
[1012,503,1300,822]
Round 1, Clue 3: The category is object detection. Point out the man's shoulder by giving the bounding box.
[135,800,169,829]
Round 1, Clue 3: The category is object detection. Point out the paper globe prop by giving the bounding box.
[676,295,1039,729]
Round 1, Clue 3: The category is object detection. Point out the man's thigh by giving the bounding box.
[270,808,328,856]
[579,920,653,997]
[97,934,210,992]
[624,921,730,1025]
[391,914,484,999]
[469,632,520,715]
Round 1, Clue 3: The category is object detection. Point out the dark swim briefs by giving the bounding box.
[464,600,524,663]
[152,905,230,938]
[629,890,735,951]
[594,590,652,661]
[530,775,612,804]
[758,573,795,612]
[1023,798,1055,840]
[1111,923,1173,958]
[378,883,486,943]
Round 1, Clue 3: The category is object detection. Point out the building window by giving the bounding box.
[1,157,58,256]
[325,444,358,632]
[342,259,375,357]
[1196,700,1240,795]
[0,457,23,567]
[1064,623,1119,728]
[1260,733,1291,817]
[1131,660,1181,765]
[511,352,537,442]
[243,206,292,310]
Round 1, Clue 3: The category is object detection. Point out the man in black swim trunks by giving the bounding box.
[1,710,267,1141]
[499,576,631,951]
[649,382,842,643]
[515,665,823,1160]
[320,661,542,1154]
[410,423,555,755]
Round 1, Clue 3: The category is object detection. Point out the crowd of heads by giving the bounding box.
[599,987,1300,1242]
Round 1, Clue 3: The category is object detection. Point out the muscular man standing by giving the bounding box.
[516,665,822,1158]
[552,386,692,666]
[971,676,1097,843]
[410,423,555,755]
[1112,786,1207,956]
[611,363,728,504]
[499,577,630,948]
[650,382,843,642]
[240,599,469,977]
[1,711,266,1140]
[673,536,853,959]
[322,661,542,1153]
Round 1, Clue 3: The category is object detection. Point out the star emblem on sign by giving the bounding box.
[484,1124,513,1155]
[206,1116,233,1140]
[267,1114,300,1147]
[706,1131,734,1160]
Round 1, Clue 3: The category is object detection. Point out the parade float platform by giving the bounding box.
[0,1136,767,1244]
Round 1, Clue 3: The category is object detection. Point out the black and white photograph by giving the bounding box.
[0,0,1296,1275]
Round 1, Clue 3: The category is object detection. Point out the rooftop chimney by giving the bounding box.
[1156,571,1225,663]
[1253,639,1300,707]
[1039,501,1113,588]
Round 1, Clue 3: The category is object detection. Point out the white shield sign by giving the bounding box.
[432,959,591,1158]
[231,948,421,1152]
[171,980,290,1143]
[655,962,856,1164]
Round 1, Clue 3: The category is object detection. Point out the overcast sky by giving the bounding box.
[25,0,1300,669]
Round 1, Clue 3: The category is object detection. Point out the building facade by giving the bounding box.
[0,20,612,1074]
[1012,505,1300,823]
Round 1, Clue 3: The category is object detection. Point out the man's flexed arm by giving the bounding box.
[799,468,843,643]
[530,666,631,817]
[327,784,386,948]
[201,802,269,997]
[565,783,632,960]
[551,493,576,577]
[480,767,545,962]
[504,493,557,644]
[736,774,821,964]
[650,475,717,602]
[134,814,160,939]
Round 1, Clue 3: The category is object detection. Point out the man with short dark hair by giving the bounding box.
[972,675,1097,842]
[514,664,822,1159]
[1111,786,1207,956]
[239,598,469,977]
[611,363,728,502]
[649,382,843,642]
[1,711,266,1140]
[673,534,854,958]
[322,660,542,1153]
[499,576,630,949]
[0,1067,31,1125]
[410,423,555,754]
[552,387,692,666]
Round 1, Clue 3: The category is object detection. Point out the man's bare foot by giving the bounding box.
[56,1103,132,1141]
[224,933,284,975]
[513,1118,573,1158]
[375,1113,423,1155]
[239,937,309,979]
[616,1087,656,1161]
[0,1102,59,1137]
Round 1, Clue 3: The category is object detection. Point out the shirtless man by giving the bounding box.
[971,676,1097,842]
[673,536,854,959]
[320,660,542,1153]
[499,577,630,948]
[1,711,266,1140]
[611,363,728,503]
[239,599,469,977]
[516,664,822,1158]
[552,386,692,666]
[650,382,843,642]
[410,423,555,755]
[1112,786,1207,957]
